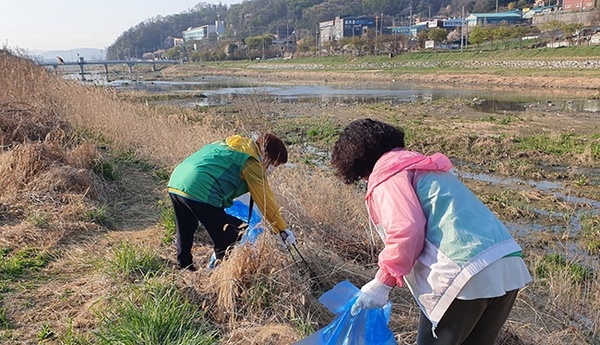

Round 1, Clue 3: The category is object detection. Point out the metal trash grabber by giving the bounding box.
[279,231,318,279]
[230,195,318,279]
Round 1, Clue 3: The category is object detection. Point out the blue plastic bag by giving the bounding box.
[295,280,396,345]
[225,193,264,244]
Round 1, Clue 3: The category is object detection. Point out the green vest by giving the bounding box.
[168,140,252,207]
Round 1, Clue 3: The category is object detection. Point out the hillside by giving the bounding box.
[106,0,537,59]
[1,50,599,344]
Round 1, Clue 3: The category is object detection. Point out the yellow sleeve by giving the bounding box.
[241,159,287,233]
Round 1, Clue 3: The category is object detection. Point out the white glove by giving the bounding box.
[281,228,296,246]
[350,278,393,315]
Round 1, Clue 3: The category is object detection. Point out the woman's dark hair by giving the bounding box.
[331,118,405,184]
[256,133,288,166]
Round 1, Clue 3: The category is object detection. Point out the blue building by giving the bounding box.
[466,10,526,26]
[391,23,428,37]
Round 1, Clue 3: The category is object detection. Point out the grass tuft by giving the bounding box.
[107,241,165,281]
[0,248,51,279]
[158,199,176,245]
[94,282,217,345]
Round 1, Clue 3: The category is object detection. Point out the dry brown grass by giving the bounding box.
[0,58,111,250]
[273,165,380,265]
[1,51,599,344]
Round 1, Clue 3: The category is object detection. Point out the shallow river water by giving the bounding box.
[106,75,600,114]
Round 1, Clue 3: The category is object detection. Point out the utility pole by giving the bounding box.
[315,23,319,56]
[375,15,378,53]
[409,5,412,43]
[461,6,465,52]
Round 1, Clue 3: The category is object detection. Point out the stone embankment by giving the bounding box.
[249,59,600,70]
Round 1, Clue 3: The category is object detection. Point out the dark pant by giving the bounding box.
[417,289,519,345]
[169,193,244,267]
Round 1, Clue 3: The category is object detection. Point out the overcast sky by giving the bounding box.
[0,0,242,52]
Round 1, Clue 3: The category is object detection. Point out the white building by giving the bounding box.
[182,20,225,42]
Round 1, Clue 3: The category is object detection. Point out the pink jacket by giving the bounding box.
[366,149,453,287]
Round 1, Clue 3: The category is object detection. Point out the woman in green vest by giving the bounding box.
[168,133,295,271]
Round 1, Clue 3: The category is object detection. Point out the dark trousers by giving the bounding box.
[169,193,244,267]
[417,289,519,345]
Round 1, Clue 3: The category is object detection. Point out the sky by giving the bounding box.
[0,0,242,52]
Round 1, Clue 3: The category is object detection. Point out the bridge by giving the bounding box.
[39,57,181,80]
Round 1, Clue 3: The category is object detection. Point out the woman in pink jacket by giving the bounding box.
[331,119,531,345]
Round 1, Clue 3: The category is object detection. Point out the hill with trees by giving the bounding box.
[106,0,534,59]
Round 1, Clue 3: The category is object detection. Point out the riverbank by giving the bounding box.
[160,56,600,96]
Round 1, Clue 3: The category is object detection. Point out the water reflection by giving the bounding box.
[458,170,600,210]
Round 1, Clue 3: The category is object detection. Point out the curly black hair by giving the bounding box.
[331,118,405,184]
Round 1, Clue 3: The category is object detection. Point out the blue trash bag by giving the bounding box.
[225,193,264,245]
[295,280,396,345]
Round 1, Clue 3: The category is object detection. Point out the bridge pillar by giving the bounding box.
[78,57,86,81]
[127,63,134,74]
[104,64,109,80]
[151,63,157,72]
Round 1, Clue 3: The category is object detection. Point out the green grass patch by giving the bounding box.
[0,248,51,280]
[92,160,122,181]
[94,282,217,345]
[0,247,52,334]
[37,324,54,341]
[516,133,599,159]
[535,253,594,284]
[292,317,317,339]
[580,214,600,255]
[59,319,88,345]
[200,47,600,80]
[84,205,114,227]
[277,116,342,148]
[0,306,9,329]
[158,199,176,245]
[305,119,340,144]
[107,241,166,282]
[481,190,537,220]
[153,168,170,182]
